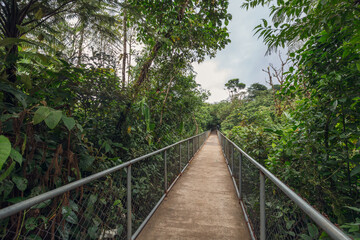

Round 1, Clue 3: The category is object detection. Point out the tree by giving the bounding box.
[0,0,75,83]
[242,0,360,234]
[127,0,232,95]
[262,52,292,116]
[225,78,246,99]
[247,83,267,99]
[242,0,360,54]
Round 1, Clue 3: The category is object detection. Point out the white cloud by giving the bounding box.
[193,0,287,103]
[193,60,232,103]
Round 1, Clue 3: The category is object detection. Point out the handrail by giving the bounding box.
[217,131,351,240]
[0,130,211,240]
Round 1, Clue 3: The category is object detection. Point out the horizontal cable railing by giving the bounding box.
[217,131,351,240]
[0,131,210,240]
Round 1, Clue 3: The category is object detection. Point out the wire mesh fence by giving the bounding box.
[242,156,261,238]
[1,171,128,240]
[0,131,210,240]
[131,154,164,234]
[166,145,179,190]
[264,179,323,240]
[218,131,350,240]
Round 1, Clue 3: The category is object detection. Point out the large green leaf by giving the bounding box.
[44,110,62,129]
[0,38,35,47]
[0,162,16,182]
[62,115,76,131]
[62,206,78,224]
[25,217,38,231]
[33,107,51,124]
[350,165,360,177]
[0,82,29,108]
[307,223,319,238]
[0,135,11,171]
[10,148,23,166]
[12,175,28,191]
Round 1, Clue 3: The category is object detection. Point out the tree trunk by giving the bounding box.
[122,0,127,89]
[77,25,85,66]
[132,0,189,94]
[159,76,175,125]
[127,33,132,85]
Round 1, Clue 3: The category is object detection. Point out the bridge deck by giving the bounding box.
[137,132,251,240]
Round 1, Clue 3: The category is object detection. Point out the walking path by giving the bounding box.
[136,132,251,240]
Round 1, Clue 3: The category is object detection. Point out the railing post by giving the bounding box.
[198,135,200,150]
[187,139,190,161]
[231,144,234,174]
[223,136,225,153]
[239,152,242,199]
[179,143,182,173]
[260,171,266,240]
[164,150,167,192]
[225,140,228,162]
[127,165,132,240]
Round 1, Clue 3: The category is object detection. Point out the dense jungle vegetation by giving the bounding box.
[0,0,359,239]
[0,0,230,238]
[210,0,360,238]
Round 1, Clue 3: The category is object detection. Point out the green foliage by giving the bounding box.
[242,0,360,54]
[247,83,268,99]
[225,78,246,97]
[0,136,11,170]
[0,0,231,238]
[230,0,360,237]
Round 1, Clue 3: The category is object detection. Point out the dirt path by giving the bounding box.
[136,132,251,240]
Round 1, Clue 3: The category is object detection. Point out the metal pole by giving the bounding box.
[223,136,225,153]
[164,150,167,192]
[239,152,242,199]
[198,135,200,150]
[187,139,189,161]
[260,171,266,240]
[179,143,182,173]
[225,140,228,161]
[127,165,132,240]
[231,144,234,174]
[226,141,229,160]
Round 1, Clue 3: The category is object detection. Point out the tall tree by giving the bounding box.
[127,0,232,95]
[225,78,245,99]
[121,0,127,89]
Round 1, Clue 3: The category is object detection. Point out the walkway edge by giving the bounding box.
[132,133,210,240]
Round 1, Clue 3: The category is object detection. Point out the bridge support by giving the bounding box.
[260,171,266,240]
[187,140,189,162]
[179,144,182,173]
[239,153,242,199]
[164,150,167,192]
[127,165,132,240]
[231,145,234,175]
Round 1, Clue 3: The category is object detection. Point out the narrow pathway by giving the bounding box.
[136,132,251,240]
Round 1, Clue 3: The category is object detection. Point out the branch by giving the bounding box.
[21,7,71,36]
[0,2,8,17]
[159,75,175,125]
[132,0,190,94]
[18,0,38,24]
[22,0,73,26]
[0,21,6,36]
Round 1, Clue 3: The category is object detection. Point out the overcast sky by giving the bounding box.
[193,0,283,103]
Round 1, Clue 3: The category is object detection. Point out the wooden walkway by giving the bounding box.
[137,132,251,240]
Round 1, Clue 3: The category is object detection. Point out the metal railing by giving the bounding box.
[218,131,351,240]
[0,130,210,240]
